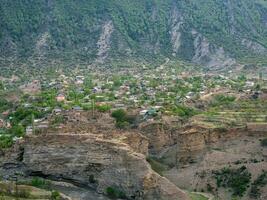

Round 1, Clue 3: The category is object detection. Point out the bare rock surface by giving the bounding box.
[1,132,190,200]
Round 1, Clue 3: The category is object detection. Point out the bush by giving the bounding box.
[106,187,126,199]
[51,190,61,200]
[146,157,166,176]
[211,95,236,107]
[111,109,133,129]
[169,105,198,118]
[111,109,127,122]
[8,124,25,137]
[261,138,267,147]
[89,174,97,184]
[250,171,267,198]
[51,115,65,125]
[213,166,251,197]
[0,136,13,149]
[30,177,51,189]
[96,104,111,112]
[0,98,12,112]
[17,189,30,198]
[215,126,228,133]
[116,121,130,129]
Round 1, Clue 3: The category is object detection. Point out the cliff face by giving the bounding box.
[140,122,177,155]
[0,0,266,67]
[0,133,190,200]
[139,119,267,168]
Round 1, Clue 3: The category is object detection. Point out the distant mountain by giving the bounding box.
[0,0,266,67]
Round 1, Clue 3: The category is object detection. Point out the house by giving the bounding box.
[53,108,62,115]
[26,126,33,135]
[245,81,255,88]
[76,76,85,80]
[92,87,102,93]
[76,79,84,85]
[114,103,126,109]
[2,111,9,117]
[13,136,23,142]
[72,106,83,112]
[140,110,148,115]
[56,94,66,102]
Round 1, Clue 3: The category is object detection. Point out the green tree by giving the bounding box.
[111,109,127,122]
[0,81,4,90]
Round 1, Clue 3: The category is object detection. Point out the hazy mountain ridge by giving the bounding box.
[0,0,266,67]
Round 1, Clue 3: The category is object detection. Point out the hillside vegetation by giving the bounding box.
[0,0,266,66]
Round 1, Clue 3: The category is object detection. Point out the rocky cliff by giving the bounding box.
[0,133,190,200]
[139,119,267,168]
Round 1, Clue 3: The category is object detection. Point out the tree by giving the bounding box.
[111,109,127,122]
[255,84,261,91]
[84,76,93,88]
[96,104,111,112]
[0,81,4,90]
[259,72,263,80]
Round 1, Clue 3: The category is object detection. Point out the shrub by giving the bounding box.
[96,104,111,112]
[30,177,51,189]
[106,187,126,199]
[169,105,198,118]
[215,126,228,133]
[213,166,251,197]
[211,95,236,107]
[146,157,166,176]
[111,109,127,122]
[116,121,130,129]
[9,124,25,137]
[89,175,97,184]
[0,98,12,113]
[111,109,134,129]
[261,138,267,147]
[0,136,13,149]
[17,189,30,198]
[51,190,61,200]
[250,171,267,198]
[51,115,65,125]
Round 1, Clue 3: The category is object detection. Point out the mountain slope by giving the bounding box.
[0,0,266,67]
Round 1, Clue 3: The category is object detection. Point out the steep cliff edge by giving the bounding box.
[0,133,190,200]
[139,118,266,168]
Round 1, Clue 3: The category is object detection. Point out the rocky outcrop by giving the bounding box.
[140,122,177,155]
[141,119,267,168]
[1,133,190,200]
[34,32,53,59]
[170,6,183,56]
[191,30,236,69]
[96,21,114,63]
[241,39,267,54]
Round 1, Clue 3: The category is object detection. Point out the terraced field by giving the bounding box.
[193,100,267,129]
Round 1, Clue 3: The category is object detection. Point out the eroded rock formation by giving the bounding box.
[0,133,190,200]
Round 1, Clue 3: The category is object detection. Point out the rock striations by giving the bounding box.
[1,133,190,200]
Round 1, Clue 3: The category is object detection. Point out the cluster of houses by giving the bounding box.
[56,67,260,107]
[18,64,267,123]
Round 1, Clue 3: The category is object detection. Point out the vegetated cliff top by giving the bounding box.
[0,0,266,66]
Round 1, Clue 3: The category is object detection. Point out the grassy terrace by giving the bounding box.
[0,182,51,200]
[192,100,267,129]
[189,193,209,200]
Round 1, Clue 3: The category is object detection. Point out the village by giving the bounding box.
[0,63,267,146]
